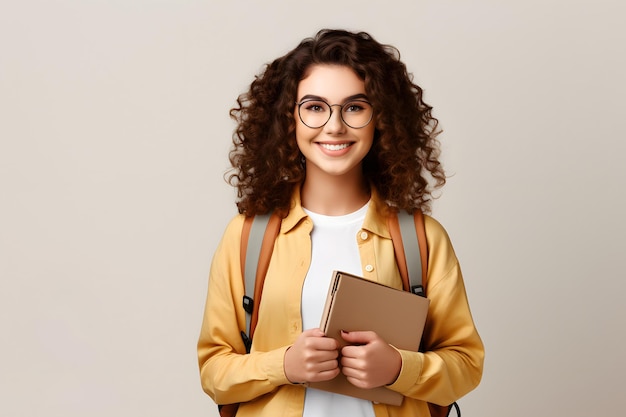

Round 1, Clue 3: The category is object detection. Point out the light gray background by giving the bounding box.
[1,1,624,416]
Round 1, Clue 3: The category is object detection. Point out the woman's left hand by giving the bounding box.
[339,330,402,389]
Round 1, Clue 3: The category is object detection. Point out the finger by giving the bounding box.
[305,348,339,365]
[302,357,338,373]
[340,330,378,344]
[310,366,341,382]
[303,358,340,382]
[341,344,364,359]
[340,355,362,370]
[299,329,338,352]
[317,358,340,372]
[301,328,326,338]
[305,336,339,352]
[341,363,364,379]
[345,374,372,389]
[341,365,372,389]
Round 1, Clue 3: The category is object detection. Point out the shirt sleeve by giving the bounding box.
[197,216,292,406]
[386,217,484,406]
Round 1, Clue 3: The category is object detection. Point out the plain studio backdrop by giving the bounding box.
[1,1,624,416]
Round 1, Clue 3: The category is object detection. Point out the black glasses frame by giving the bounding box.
[295,99,374,129]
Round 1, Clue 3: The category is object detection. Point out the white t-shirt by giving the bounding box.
[301,202,375,417]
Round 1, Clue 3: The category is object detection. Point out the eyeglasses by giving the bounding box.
[295,98,374,129]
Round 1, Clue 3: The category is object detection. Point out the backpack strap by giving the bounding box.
[391,211,460,417]
[388,210,428,296]
[240,213,281,353]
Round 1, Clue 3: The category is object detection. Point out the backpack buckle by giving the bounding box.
[240,331,252,353]
[242,295,254,314]
[411,284,425,297]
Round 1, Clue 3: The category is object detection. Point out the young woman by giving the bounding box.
[198,29,484,417]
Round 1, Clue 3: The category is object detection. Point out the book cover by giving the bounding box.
[310,270,430,405]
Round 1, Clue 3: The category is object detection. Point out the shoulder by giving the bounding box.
[215,213,247,252]
[423,214,459,272]
[423,215,451,244]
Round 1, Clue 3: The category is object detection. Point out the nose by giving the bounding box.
[324,104,347,134]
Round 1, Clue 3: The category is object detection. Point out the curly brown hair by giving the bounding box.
[227,29,445,216]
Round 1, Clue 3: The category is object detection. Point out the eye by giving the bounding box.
[344,101,370,113]
[345,104,363,112]
[302,101,328,113]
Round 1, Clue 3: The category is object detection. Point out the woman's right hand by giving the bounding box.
[284,328,340,384]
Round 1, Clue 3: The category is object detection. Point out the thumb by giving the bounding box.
[340,330,377,344]
[302,328,326,337]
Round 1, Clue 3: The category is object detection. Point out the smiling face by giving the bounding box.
[294,64,375,183]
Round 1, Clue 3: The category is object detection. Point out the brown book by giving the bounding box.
[310,270,430,406]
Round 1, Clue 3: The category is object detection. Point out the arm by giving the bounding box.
[197,216,291,405]
[387,217,484,405]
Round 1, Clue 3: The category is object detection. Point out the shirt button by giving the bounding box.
[365,264,374,272]
[360,231,369,240]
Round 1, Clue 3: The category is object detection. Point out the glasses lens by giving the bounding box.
[341,100,373,128]
[298,100,331,128]
[297,99,374,129]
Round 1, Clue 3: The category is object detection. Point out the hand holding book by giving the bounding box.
[284,328,340,384]
[310,270,430,405]
[339,330,402,389]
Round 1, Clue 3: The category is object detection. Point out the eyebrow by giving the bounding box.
[298,93,369,103]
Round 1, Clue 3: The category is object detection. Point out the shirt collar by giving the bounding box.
[362,187,391,239]
[281,185,392,239]
[280,186,308,234]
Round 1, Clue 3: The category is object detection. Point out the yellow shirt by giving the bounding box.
[198,190,484,417]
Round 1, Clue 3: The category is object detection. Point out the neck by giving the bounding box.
[301,170,370,216]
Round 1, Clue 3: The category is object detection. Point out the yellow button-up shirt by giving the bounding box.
[198,190,484,417]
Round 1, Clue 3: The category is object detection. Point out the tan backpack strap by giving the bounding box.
[414,210,428,285]
[387,212,410,292]
[250,213,281,339]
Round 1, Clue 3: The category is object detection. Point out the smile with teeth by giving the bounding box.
[319,142,351,151]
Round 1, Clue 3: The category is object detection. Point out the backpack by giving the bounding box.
[218,211,460,417]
